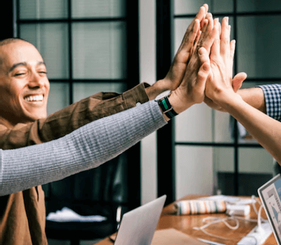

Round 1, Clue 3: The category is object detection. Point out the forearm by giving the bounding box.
[237,87,266,113]
[145,79,171,100]
[222,94,281,163]
[237,84,281,122]
[0,101,167,196]
[0,83,149,149]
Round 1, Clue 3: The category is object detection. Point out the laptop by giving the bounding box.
[258,174,281,244]
[112,195,166,245]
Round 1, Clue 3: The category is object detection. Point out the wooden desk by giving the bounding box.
[96,195,277,245]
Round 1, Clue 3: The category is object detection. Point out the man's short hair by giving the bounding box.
[0,38,31,67]
[0,38,27,47]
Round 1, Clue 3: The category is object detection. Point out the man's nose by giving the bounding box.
[28,72,43,88]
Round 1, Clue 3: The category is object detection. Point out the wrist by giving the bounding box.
[168,91,194,114]
[237,87,266,113]
[145,79,170,100]
[217,91,243,110]
[156,96,178,121]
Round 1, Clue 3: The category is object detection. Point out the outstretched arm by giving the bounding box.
[0,101,167,196]
[205,17,281,164]
[0,21,215,195]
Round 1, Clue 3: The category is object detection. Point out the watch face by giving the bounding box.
[157,97,177,119]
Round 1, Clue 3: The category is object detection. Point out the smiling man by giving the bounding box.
[0,4,215,244]
[0,39,49,126]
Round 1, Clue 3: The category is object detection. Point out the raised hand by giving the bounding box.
[167,15,220,115]
[204,17,247,110]
[159,4,209,92]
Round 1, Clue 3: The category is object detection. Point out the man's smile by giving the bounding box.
[24,94,44,102]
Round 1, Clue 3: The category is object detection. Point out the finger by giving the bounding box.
[193,30,202,49]
[228,39,236,77]
[176,5,207,54]
[179,19,200,53]
[203,4,209,14]
[206,13,214,32]
[200,17,220,54]
[194,18,208,52]
[232,72,247,92]
[220,17,230,55]
[210,38,220,61]
[230,39,236,60]
[197,48,210,90]
[219,19,222,36]
[195,4,208,24]
[196,62,210,96]
[198,47,210,65]
[200,19,209,36]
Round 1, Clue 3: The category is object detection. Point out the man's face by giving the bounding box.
[0,40,50,125]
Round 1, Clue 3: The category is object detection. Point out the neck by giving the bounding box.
[0,114,34,128]
[0,117,17,128]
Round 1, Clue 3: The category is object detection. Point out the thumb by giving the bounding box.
[232,72,247,92]
[197,47,210,88]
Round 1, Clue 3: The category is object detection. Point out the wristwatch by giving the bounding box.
[156,96,178,119]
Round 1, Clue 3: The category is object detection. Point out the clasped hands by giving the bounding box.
[161,4,247,118]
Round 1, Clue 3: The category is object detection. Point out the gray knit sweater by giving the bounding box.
[0,100,167,196]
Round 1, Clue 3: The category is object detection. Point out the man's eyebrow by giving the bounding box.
[8,62,27,73]
[8,61,46,73]
[37,61,46,66]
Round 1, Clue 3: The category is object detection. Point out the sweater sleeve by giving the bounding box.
[0,101,167,196]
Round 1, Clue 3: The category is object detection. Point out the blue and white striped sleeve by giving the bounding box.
[259,84,281,122]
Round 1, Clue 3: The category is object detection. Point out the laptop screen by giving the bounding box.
[114,195,166,245]
[258,174,281,244]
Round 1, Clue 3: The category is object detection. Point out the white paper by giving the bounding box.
[46,207,107,222]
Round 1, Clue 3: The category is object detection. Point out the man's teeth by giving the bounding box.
[25,95,43,102]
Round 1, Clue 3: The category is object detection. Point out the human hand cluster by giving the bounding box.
[204,17,247,111]
[168,14,219,114]
[165,4,247,117]
[161,4,209,92]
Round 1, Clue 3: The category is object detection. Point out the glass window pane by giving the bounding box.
[241,81,281,89]
[71,0,126,18]
[214,110,233,143]
[175,103,213,142]
[237,0,281,12]
[175,146,213,199]
[213,147,234,195]
[73,82,127,102]
[174,0,211,15]
[239,148,273,173]
[174,0,233,15]
[212,0,233,13]
[237,16,281,78]
[19,0,68,19]
[72,22,127,79]
[238,148,273,195]
[47,82,70,115]
[20,23,69,79]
